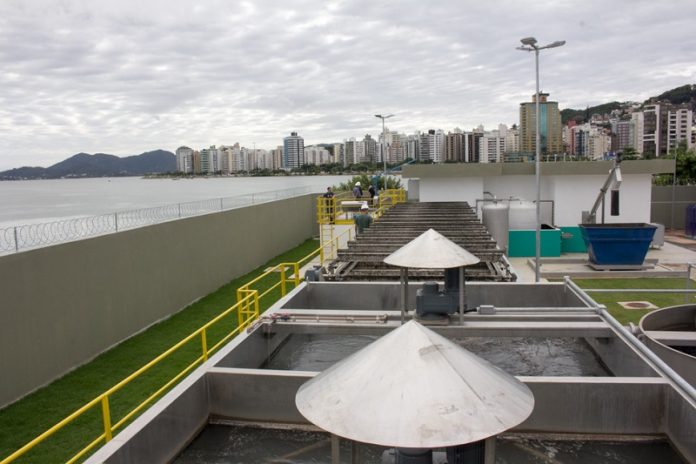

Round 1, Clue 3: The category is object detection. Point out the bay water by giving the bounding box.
[0,175,354,228]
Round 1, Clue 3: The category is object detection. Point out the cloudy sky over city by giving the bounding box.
[0,0,695,170]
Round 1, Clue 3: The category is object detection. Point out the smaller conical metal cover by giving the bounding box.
[295,320,534,448]
[383,228,480,269]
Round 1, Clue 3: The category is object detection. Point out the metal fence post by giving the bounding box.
[114,213,118,232]
[251,193,255,204]
[178,203,182,218]
[14,226,19,252]
[220,198,224,211]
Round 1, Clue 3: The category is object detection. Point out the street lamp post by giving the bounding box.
[516,37,565,282]
[375,114,394,175]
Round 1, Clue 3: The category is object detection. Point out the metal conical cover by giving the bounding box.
[295,320,534,448]
[383,228,480,269]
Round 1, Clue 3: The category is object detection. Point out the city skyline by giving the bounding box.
[1,0,695,170]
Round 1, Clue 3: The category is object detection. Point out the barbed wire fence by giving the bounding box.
[0,186,314,254]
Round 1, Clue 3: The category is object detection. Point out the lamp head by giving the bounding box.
[520,37,537,46]
[547,40,566,48]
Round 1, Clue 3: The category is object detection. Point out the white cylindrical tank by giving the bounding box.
[482,201,509,251]
[509,200,536,230]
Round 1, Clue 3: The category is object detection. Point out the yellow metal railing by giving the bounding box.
[316,188,406,226]
[1,241,331,464]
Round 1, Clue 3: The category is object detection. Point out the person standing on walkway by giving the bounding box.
[354,202,373,234]
[353,181,363,199]
[322,186,335,223]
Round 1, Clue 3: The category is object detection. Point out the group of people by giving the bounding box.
[322,175,382,234]
[352,174,380,206]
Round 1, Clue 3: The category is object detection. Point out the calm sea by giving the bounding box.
[0,176,354,228]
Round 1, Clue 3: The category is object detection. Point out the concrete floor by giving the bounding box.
[510,241,696,283]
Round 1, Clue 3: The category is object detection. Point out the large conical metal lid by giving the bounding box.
[295,321,534,448]
[383,228,480,269]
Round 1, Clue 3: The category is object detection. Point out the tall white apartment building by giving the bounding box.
[668,107,694,151]
[175,146,194,173]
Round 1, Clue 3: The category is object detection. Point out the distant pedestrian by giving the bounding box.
[354,202,373,234]
[322,187,335,223]
[353,181,363,199]
[368,184,376,205]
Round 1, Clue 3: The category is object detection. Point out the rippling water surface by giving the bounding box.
[0,175,354,227]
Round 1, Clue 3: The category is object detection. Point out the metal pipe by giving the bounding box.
[582,289,696,294]
[331,435,340,464]
[534,46,541,283]
[459,266,465,325]
[400,267,408,325]
[687,263,694,304]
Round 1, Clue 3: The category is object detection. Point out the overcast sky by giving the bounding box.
[1,0,695,170]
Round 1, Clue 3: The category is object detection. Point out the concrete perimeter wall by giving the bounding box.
[0,194,317,408]
[651,185,696,229]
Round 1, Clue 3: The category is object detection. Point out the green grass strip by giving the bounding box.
[573,277,693,325]
[0,238,319,464]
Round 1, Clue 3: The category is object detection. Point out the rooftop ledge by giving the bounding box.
[402,159,676,178]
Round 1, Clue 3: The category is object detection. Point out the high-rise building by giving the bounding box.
[175,146,194,173]
[344,138,356,165]
[445,130,465,162]
[199,145,220,173]
[283,132,305,169]
[363,134,377,163]
[519,93,563,157]
[479,126,507,163]
[668,106,694,152]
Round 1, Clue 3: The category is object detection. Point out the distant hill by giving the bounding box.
[560,83,696,124]
[0,150,176,180]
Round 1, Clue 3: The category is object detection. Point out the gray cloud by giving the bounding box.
[0,0,695,169]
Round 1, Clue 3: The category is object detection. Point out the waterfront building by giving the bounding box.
[192,150,201,174]
[479,125,507,163]
[363,134,377,164]
[282,132,305,169]
[464,130,483,162]
[175,146,194,173]
[332,143,344,165]
[344,138,357,165]
[304,145,331,165]
[445,129,465,162]
[271,146,283,170]
[505,125,520,154]
[519,93,563,157]
[198,146,221,173]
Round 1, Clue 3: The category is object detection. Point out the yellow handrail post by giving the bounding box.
[236,289,244,326]
[101,396,113,442]
[293,262,300,287]
[280,264,287,296]
[253,290,260,318]
[201,329,208,361]
[319,244,324,266]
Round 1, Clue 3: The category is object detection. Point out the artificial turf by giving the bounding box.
[573,277,694,325]
[0,238,319,464]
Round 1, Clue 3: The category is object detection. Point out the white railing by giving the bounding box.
[0,186,313,254]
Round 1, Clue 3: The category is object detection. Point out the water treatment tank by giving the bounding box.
[509,200,536,230]
[482,201,509,251]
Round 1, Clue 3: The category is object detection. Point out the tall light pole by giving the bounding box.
[517,37,565,282]
[375,114,394,175]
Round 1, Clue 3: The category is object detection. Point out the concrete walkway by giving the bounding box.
[509,241,696,283]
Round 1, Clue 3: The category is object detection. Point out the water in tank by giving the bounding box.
[482,201,509,251]
[509,200,536,230]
